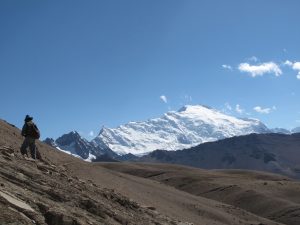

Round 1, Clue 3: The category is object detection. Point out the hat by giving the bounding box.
[24,115,33,122]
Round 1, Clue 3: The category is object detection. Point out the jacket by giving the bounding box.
[21,121,34,137]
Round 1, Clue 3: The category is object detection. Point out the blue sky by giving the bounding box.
[1,0,300,140]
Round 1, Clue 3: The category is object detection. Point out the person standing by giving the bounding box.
[20,115,40,159]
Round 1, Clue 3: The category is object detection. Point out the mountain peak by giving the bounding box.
[55,131,84,147]
[70,130,81,137]
[93,104,269,155]
[177,104,212,112]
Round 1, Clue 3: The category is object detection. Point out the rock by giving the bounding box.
[45,210,81,225]
[146,206,156,210]
[0,190,35,212]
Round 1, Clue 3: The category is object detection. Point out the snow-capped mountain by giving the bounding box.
[93,105,270,155]
[44,131,116,161]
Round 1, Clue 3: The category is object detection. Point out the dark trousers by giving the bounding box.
[20,136,36,159]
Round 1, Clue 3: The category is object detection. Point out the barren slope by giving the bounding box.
[98,162,300,225]
[0,119,284,225]
[0,121,182,225]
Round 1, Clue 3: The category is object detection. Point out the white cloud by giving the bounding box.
[293,62,300,70]
[235,104,244,114]
[222,64,232,70]
[238,62,282,77]
[284,60,300,79]
[293,62,300,80]
[253,106,276,114]
[160,95,168,103]
[253,106,271,114]
[89,131,95,137]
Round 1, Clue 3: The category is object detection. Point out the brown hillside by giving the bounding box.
[98,162,300,225]
[0,119,285,225]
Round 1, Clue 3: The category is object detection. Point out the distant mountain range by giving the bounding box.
[140,133,300,178]
[44,105,300,160]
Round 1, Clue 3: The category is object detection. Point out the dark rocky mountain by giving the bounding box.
[44,131,117,161]
[116,153,140,161]
[270,128,291,134]
[140,133,300,178]
[43,138,57,147]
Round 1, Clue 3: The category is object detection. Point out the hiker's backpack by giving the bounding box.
[31,123,40,139]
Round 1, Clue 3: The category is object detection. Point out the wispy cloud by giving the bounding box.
[225,102,232,111]
[248,56,258,62]
[284,60,293,66]
[222,64,232,70]
[238,62,282,77]
[183,94,192,102]
[235,104,244,114]
[160,95,168,103]
[253,106,276,114]
[89,131,95,137]
[221,102,233,114]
